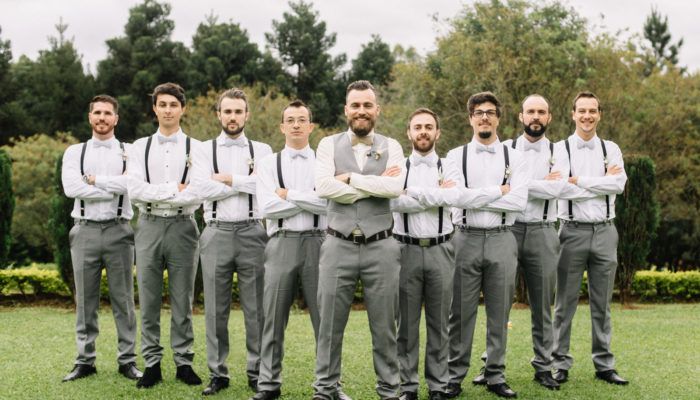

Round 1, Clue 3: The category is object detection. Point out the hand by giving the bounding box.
[335,173,350,184]
[544,171,562,181]
[275,188,288,200]
[440,179,456,188]
[212,173,233,186]
[606,165,623,176]
[500,184,510,195]
[87,175,96,185]
[178,183,188,192]
[568,176,579,185]
[382,165,401,177]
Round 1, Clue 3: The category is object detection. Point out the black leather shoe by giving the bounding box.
[533,371,560,390]
[248,377,259,390]
[552,369,568,383]
[136,363,162,388]
[250,389,281,400]
[429,391,448,400]
[445,382,462,398]
[486,383,517,398]
[472,367,487,385]
[118,362,143,380]
[337,388,353,400]
[399,392,418,400]
[175,365,202,385]
[595,370,629,385]
[203,377,230,395]
[62,364,97,382]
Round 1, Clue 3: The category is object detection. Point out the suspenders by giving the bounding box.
[144,134,191,215]
[512,138,555,220]
[210,138,258,221]
[403,157,444,236]
[211,139,219,219]
[461,143,510,225]
[564,137,610,220]
[276,151,319,230]
[79,141,126,218]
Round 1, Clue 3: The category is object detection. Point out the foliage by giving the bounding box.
[1,133,78,265]
[615,155,660,304]
[48,155,76,296]
[0,26,22,146]
[349,34,395,87]
[0,148,13,268]
[642,6,685,75]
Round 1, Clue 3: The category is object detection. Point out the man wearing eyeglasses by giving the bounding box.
[249,100,327,400]
[445,92,528,399]
[190,88,272,396]
[550,92,628,386]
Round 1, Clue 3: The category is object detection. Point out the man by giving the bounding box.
[498,94,566,390]
[391,108,502,400]
[190,88,272,396]
[61,94,141,382]
[127,82,203,388]
[551,92,628,386]
[250,100,327,400]
[445,92,528,399]
[313,80,405,400]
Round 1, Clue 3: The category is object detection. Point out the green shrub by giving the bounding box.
[0,148,13,268]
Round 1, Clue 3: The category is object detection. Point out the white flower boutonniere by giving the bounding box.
[504,166,512,180]
[185,153,192,168]
[549,156,556,167]
[247,158,255,168]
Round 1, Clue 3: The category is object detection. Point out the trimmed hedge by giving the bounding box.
[2,266,698,303]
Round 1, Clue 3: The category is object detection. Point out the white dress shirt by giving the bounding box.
[127,129,202,216]
[62,137,133,220]
[315,130,405,203]
[446,138,529,228]
[190,131,272,222]
[554,134,627,222]
[256,145,328,236]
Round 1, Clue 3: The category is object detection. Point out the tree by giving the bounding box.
[49,155,75,296]
[266,1,347,127]
[349,34,395,87]
[643,6,684,75]
[0,26,24,146]
[97,0,190,140]
[0,148,13,268]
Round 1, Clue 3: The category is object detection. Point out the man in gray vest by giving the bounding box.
[61,94,141,382]
[551,91,628,386]
[313,80,405,400]
[190,88,272,396]
[445,92,528,399]
[127,82,203,388]
[250,100,327,400]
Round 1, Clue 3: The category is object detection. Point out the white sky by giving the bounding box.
[0,0,697,74]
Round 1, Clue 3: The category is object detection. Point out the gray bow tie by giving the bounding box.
[290,150,308,159]
[93,140,112,149]
[577,139,595,150]
[413,156,436,167]
[223,137,247,147]
[523,141,541,152]
[476,144,496,154]
[158,135,178,145]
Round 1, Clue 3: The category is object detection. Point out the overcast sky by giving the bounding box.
[1,0,697,74]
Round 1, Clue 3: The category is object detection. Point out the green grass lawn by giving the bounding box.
[0,304,698,399]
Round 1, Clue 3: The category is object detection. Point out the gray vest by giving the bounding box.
[327,132,393,236]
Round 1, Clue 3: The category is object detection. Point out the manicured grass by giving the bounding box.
[0,304,698,399]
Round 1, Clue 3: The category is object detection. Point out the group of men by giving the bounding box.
[61,79,629,400]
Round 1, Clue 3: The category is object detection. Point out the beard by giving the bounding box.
[222,122,245,137]
[478,130,492,139]
[412,133,435,153]
[524,122,547,137]
[348,116,375,137]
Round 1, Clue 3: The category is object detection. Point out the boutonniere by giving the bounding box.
[185,153,192,168]
[247,158,255,168]
[603,156,609,167]
[366,147,387,161]
[121,149,128,162]
[504,166,512,180]
[549,155,556,167]
[438,166,445,186]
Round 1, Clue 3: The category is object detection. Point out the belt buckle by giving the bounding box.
[352,232,364,245]
[418,238,431,247]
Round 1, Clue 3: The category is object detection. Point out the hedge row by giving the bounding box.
[2,266,699,303]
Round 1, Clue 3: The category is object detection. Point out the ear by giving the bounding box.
[114,114,119,126]
[435,129,441,142]
[518,112,524,124]
[245,111,250,122]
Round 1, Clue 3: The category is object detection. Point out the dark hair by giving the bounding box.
[151,82,186,107]
[281,99,313,123]
[467,91,501,117]
[217,88,248,112]
[572,91,601,112]
[346,80,377,98]
[89,94,119,114]
[520,94,550,112]
[406,107,440,131]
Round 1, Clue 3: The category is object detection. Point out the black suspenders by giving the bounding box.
[276,151,319,229]
[501,145,510,225]
[461,143,510,225]
[514,138,554,220]
[144,135,190,215]
[247,140,255,218]
[461,144,469,225]
[565,138,610,221]
[211,139,219,219]
[79,141,126,218]
[403,157,445,236]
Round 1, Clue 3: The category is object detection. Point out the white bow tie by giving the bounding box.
[412,156,436,167]
[93,140,112,149]
[223,137,247,147]
[476,144,496,154]
[158,135,177,145]
[577,139,595,150]
[523,141,541,152]
[289,150,308,159]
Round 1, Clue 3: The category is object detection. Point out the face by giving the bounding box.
[572,97,600,135]
[153,94,185,131]
[345,89,380,137]
[469,101,499,140]
[280,106,314,147]
[520,96,551,137]
[407,113,440,154]
[88,102,118,138]
[218,97,249,136]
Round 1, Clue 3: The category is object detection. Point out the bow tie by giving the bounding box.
[475,144,496,154]
[158,135,178,145]
[523,141,541,152]
[223,137,247,147]
[351,135,373,146]
[289,149,308,159]
[93,140,112,149]
[412,156,436,168]
[577,139,595,150]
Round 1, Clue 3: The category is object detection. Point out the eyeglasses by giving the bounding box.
[472,109,498,118]
[283,118,310,126]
